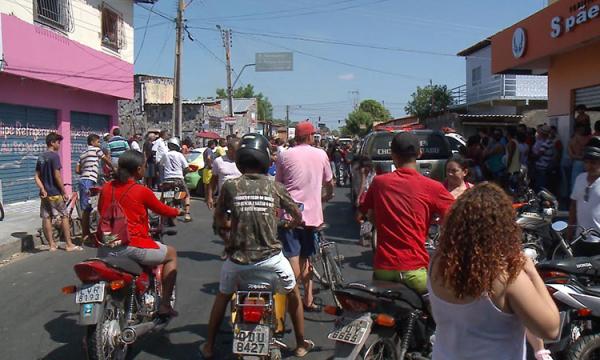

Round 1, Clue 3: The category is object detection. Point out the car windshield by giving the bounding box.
[187,152,202,162]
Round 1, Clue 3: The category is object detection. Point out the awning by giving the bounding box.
[196,131,220,139]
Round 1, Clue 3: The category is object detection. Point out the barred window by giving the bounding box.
[34,0,72,32]
[102,6,121,51]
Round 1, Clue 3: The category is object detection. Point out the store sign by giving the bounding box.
[550,4,600,38]
[512,28,527,58]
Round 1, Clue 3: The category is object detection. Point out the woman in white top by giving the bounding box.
[429,182,559,360]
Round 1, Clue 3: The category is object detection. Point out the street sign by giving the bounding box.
[223,116,237,125]
[255,52,293,72]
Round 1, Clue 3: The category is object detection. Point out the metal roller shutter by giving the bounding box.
[0,103,58,204]
[70,112,110,186]
[575,85,600,109]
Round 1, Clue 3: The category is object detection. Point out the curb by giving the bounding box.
[0,231,44,262]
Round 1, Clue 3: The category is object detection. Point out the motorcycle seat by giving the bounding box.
[345,281,424,310]
[160,182,179,191]
[537,256,600,275]
[236,269,279,292]
[102,256,143,276]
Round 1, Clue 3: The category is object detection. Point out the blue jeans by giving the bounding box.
[78,179,96,212]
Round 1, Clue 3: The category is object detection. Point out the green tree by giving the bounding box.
[358,99,391,123]
[404,84,453,121]
[216,84,273,120]
[344,99,391,137]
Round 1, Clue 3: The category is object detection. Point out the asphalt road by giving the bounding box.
[0,187,373,360]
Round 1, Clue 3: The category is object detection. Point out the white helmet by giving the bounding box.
[167,137,181,151]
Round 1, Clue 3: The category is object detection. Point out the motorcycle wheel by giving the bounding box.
[270,347,282,360]
[86,295,128,360]
[360,334,398,360]
[566,334,600,360]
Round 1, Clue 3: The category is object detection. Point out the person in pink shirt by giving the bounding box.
[276,121,334,311]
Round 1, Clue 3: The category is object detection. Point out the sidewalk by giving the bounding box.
[0,199,43,260]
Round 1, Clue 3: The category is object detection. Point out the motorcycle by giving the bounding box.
[230,269,289,360]
[326,281,434,360]
[515,188,560,262]
[536,224,600,359]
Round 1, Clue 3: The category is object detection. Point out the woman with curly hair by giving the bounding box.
[428,182,559,360]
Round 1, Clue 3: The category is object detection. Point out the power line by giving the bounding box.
[237,33,428,80]
[137,4,175,22]
[134,4,156,64]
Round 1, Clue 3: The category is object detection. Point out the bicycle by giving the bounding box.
[309,224,345,308]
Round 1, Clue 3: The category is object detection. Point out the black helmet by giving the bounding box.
[236,133,271,174]
[584,137,600,161]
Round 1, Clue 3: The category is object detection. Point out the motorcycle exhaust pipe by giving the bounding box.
[121,320,159,344]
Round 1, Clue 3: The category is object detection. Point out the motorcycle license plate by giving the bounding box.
[233,324,270,356]
[163,191,175,199]
[328,316,371,345]
[75,282,105,304]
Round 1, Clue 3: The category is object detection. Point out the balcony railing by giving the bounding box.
[451,75,547,107]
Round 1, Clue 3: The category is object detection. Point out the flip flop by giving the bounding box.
[49,246,58,252]
[183,215,193,223]
[66,246,83,252]
[294,340,315,357]
[303,303,322,313]
[198,342,214,360]
[158,307,179,318]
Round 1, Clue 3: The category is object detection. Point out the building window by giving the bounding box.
[102,6,122,51]
[472,66,482,86]
[34,0,72,31]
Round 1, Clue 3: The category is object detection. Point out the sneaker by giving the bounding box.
[535,349,553,360]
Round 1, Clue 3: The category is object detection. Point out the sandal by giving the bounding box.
[198,342,214,360]
[294,339,315,357]
[183,214,192,223]
[158,306,179,318]
[303,303,322,313]
[66,245,83,252]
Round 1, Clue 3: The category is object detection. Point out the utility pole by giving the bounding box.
[285,105,290,139]
[172,0,184,138]
[218,26,234,135]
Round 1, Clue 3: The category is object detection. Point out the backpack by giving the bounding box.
[96,183,135,248]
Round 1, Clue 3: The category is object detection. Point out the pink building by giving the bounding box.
[0,0,155,203]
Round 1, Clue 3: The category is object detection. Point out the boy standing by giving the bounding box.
[76,134,111,242]
[34,132,82,251]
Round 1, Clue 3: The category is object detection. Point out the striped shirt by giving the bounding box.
[533,139,555,170]
[108,136,130,161]
[79,146,104,182]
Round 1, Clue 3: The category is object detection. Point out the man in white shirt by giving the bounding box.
[569,137,600,256]
[206,137,241,209]
[161,137,193,222]
[153,130,169,183]
[130,134,142,152]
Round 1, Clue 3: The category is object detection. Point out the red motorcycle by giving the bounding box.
[62,225,176,360]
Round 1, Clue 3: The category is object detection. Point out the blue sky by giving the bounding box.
[133,0,545,127]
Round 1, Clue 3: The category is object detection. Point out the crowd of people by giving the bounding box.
[30,111,600,359]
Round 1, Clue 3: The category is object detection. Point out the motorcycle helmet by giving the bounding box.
[167,137,181,152]
[583,137,600,160]
[236,133,271,174]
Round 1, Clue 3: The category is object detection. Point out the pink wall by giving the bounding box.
[1,13,133,100]
[0,73,119,189]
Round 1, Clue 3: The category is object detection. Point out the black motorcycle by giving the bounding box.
[326,281,433,360]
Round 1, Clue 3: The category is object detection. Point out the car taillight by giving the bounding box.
[337,294,372,312]
[242,297,266,324]
[539,271,569,284]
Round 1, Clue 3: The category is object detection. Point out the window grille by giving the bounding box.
[102,5,124,51]
[34,0,73,32]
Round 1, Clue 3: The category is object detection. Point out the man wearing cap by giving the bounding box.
[357,132,454,293]
[276,121,334,312]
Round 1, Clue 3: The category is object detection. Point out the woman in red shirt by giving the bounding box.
[98,150,182,316]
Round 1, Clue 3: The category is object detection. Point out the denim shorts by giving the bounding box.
[219,252,296,294]
[279,228,317,258]
[79,179,96,212]
[98,243,168,266]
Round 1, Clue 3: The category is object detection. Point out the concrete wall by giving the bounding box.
[0,0,134,63]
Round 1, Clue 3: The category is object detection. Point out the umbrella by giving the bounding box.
[197,131,220,140]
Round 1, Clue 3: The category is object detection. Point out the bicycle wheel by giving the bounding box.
[0,200,4,221]
[311,254,328,288]
[322,249,342,308]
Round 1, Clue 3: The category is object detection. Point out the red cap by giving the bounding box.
[295,121,316,138]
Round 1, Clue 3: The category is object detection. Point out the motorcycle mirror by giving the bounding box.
[552,221,568,233]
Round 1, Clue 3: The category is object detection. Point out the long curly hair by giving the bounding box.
[436,182,525,299]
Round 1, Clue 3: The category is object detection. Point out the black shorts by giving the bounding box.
[279,228,317,258]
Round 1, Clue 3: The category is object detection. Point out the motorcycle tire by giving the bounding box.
[86,295,129,360]
[565,333,600,360]
[270,347,282,360]
[360,334,398,360]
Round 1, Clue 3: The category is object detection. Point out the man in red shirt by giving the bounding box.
[358,132,454,293]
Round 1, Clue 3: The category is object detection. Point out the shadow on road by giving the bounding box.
[129,323,211,360]
[200,282,220,295]
[178,251,222,262]
[323,190,359,244]
[41,311,85,359]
